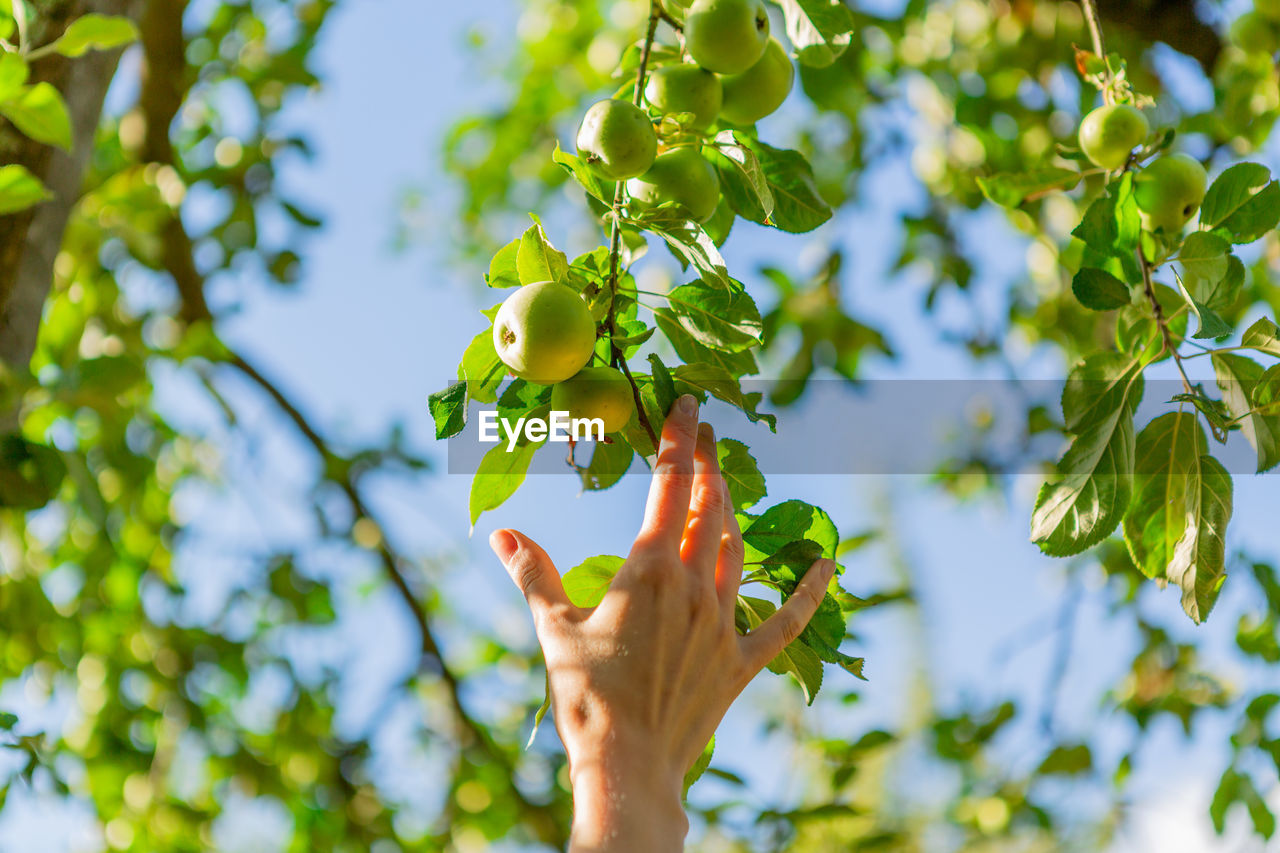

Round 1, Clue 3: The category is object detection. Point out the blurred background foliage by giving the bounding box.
[3,0,1280,850]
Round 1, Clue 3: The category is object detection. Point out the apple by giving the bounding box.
[1078,104,1149,170]
[1134,153,1208,234]
[719,38,794,125]
[626,146,721,223]
[493,281,597,385]
[684,0,770,74]
[1229,11,1280,54]
[645,64,723,130]
[576,99,658,181]
[550,366,637,434]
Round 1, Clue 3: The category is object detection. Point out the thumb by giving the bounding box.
[742,558,836,672]
[490,529,571,620]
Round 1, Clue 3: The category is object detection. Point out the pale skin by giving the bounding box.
[489,393,836,851]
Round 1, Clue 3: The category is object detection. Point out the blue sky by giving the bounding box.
[3,0,1279,850]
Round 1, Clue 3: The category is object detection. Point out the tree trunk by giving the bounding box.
[0,0,139,375]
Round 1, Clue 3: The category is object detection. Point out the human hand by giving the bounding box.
[489,394,837,851]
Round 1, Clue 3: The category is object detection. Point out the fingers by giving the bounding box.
[714,478,744,613]
[741,559,837,672]
[633,394,700,555]
[680,422,725,571]
[490,529,572,624]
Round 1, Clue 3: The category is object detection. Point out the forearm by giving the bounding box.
[569,753,688,851]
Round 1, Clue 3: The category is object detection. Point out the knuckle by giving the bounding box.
[720,532,744,564]
[692,481,724,515]
[654,457,693,482]
[513,557,544,597]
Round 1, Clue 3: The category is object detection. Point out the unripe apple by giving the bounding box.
[645,64,723,130]
[1134,153,1208,234]
[550,366,637,434]
[719,38,794,125]
[493,281,597,385]
[1078,104,1149,170]
[576,99,658,181]
[626,146,721,223]
[1257,0,1280,22]
[1230,11,1280,54]
[684,0,770,74]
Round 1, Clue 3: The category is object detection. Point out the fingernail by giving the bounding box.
[698,421,715,444]
[489,529,518,562]
[677,394,697,416]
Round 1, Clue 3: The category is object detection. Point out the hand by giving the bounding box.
[490,394,837,851]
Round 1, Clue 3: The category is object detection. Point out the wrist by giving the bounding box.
[568,750,688,852]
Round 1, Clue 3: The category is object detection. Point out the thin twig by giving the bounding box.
[604,0,665,450]
[1137,243,1193,393]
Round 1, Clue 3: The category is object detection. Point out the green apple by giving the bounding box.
[645,64,723,130]
[626,146,721,223]
[550,366,636,434]
[719,38,794,125]
[1257,0,1280,22]
[1078,104,1149,170]
[684,0,770,74]
[1230,11,1280,54]
[1134,153,1208,234]
[493,281,597,385]
[576,99,658,180]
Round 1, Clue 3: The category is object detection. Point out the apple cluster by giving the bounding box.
[1078,104,1207,234]
[1229,0,1280,56]
[574,0,795,223]
[487,0,799,435]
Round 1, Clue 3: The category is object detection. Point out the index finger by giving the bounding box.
[632,394,700,555]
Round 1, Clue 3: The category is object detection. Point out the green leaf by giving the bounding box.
[1072,173,1140,258]
[729,138,832,233]
[0,712,17,731]
[562,554,624,607]
[1200,162,1280,244]
[671,363,776,429]
[1037,743,1093,776]
[1178,231,1230,288]
[486,238,520,288]
[50,13,138,57]
[427,382,467,440]
[1243,317,1280,357]
[578,438,633,491]
[742,500,839,561]
[1171,452,1232,624]
[647,353,677,417]
[0,163,50,214]
[776,0,854,67]
[552,140,613,204]
[516,217,569,285]
[663,280,763,352]
[468,440,541,528]
[1031,354,1144,557]
[977,168,1081,208]
[737,596,823,703]
[526,671,552,750]
[717,438,766,510]
[654,310,759,377]
[1071,267,1130,311]
[0,82,72,150]
[1123,413,1208,579]
[710,131,774,221]
[1213,353,1280,473]
[1178,276,1232,340]
[1254,365,1280,414]
[459,326,506,404]
[0,52,27,101]
[652,220,733,288]
[0,436,67,510]
[683,735,714,798]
